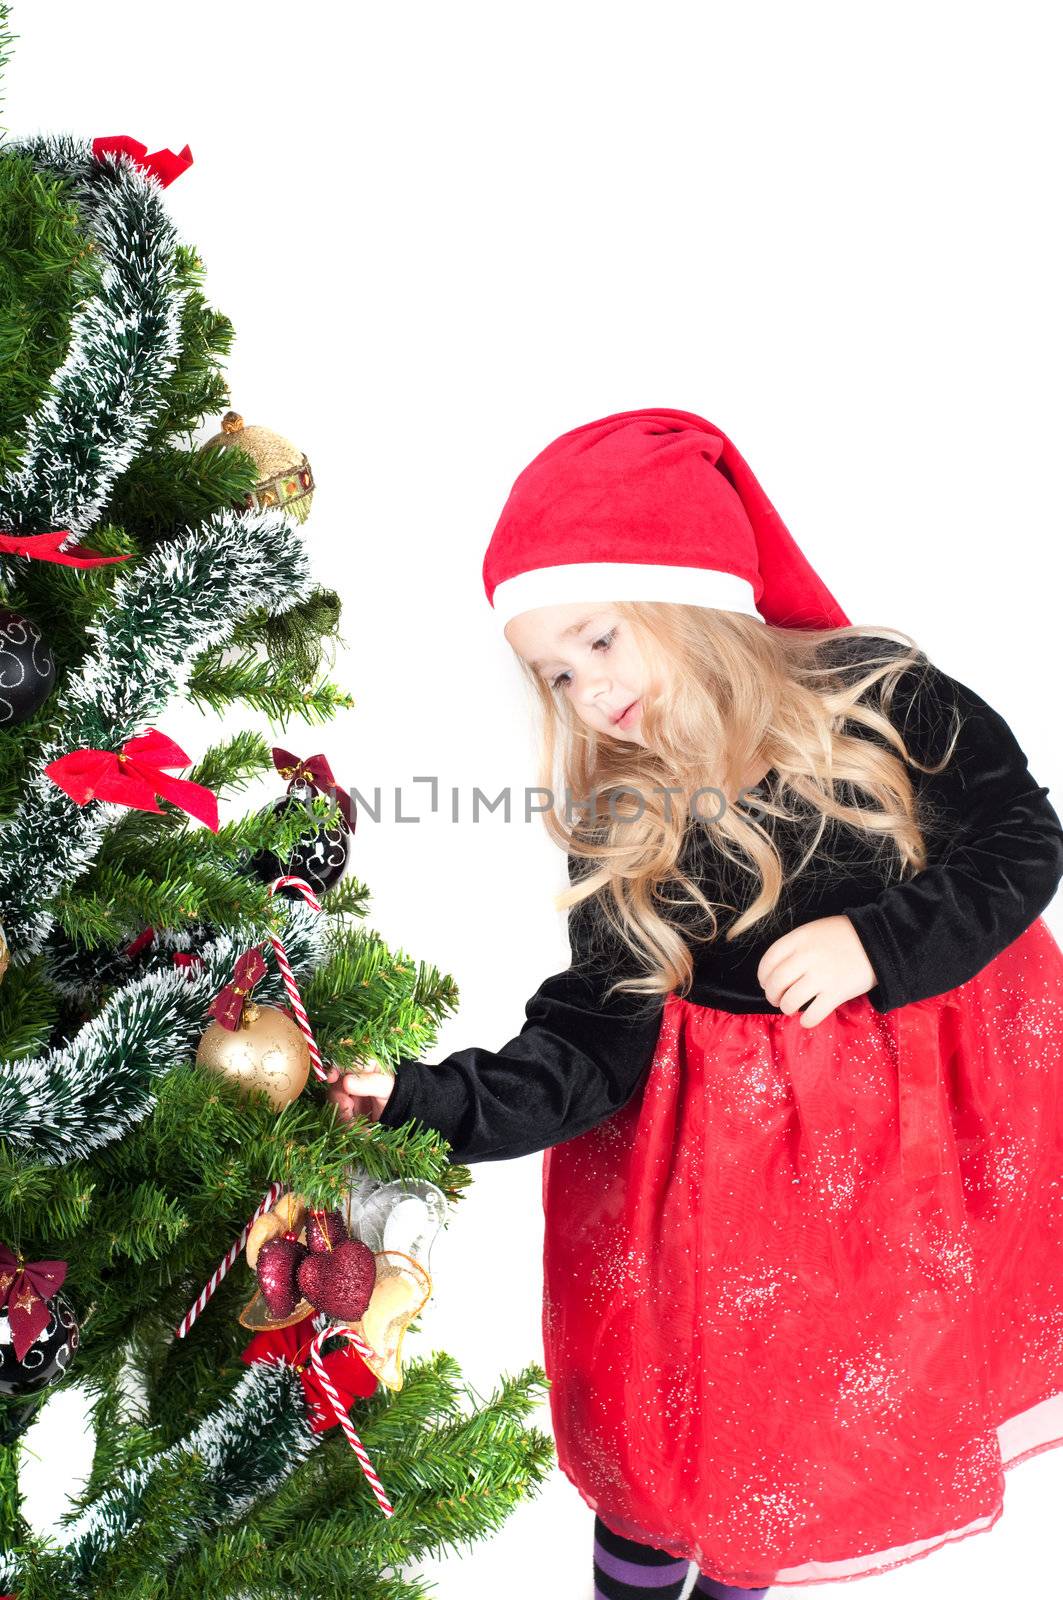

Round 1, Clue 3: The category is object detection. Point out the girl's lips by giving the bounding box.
[616,699,641,729]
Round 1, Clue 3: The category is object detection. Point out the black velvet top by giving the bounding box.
[376,636,1063,1165]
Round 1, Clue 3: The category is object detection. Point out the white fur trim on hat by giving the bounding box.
[490,562,763,628]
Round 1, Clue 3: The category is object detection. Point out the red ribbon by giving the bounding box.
[0,528,131,568]
[44,729,220,833]
[91,135,193,188]
[0,1246,67,1362]
[271,747,354,832]
[208,947,267,1030]
[173,951,205,974]
[241,1313,377,1433]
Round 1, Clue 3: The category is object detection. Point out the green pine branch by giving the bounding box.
[183,728,275,794]
[0,1150,95,1236]
[54,792,351,952]
[0,956,61,1061]
[188,646,355,724]
[230,586,344,681]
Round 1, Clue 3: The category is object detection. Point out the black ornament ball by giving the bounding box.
[245,792,351,899]
[0,607,56,727]
[0,1291,79,1397]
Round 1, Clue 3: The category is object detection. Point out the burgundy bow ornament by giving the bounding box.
[91,135,193,188]
[45,729,220,832]
[208,948,267,1031]
[271,747,354,831]
[0,1246,67,1361]
[0,527,131,567]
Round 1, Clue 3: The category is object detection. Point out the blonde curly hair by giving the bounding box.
[512,605,962,1007]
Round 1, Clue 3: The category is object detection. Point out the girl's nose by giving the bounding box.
[575,671,611,710]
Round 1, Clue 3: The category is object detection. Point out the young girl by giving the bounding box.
[326,408,1063,1595]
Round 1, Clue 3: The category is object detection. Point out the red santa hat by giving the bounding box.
[482,407,850,631]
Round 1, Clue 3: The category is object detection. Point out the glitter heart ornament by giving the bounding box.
[256,1233,308,1318]
[296,1239,376,1321]
[306,1207,348,1253]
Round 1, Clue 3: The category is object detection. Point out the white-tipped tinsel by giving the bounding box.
[9,1364,318,1588]
[0,136,186,552]
[0,898,330,1164]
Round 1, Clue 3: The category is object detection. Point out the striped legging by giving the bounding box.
[594,1515,770,1600]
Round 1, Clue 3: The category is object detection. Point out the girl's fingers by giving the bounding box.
[342,1069,393,1097]
[326,1084,356,1119]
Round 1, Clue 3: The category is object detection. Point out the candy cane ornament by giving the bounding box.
[265,875,329,1084]
[175,1181,284,1339]
[309,1324,395,1518]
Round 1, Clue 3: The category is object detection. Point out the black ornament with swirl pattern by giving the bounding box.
[244,790,351,900]
[0,607,56,727]
[0,1291,79,1397]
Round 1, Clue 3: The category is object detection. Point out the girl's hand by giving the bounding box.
[325,1059,396,1124]
[756,914,878,1027]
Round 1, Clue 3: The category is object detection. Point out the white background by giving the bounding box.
[5,2,1062,1595]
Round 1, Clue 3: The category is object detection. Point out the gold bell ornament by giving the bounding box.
[195,947,310,1113]
[201,409,315,523]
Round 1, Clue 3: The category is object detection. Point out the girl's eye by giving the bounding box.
[550,629,616,691]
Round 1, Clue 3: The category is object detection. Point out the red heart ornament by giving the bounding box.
[306,1207,349,1254]
[256,1233,308,1317]
[296,1239,376,1321]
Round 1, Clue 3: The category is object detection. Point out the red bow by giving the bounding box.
[208,947,267,1030]
[44,729,219,832]
[0,1246,67,1361]
[0,528,131,568]
[241,1313,377,1432]
[173,951,205,974]
[91,135,193,188]
[271,747,354,832]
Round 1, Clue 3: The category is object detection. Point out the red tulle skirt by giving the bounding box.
[540,916,1063,1587]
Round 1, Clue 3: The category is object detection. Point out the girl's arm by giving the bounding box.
[374,869,665,1163]
[843,654,1063,1012]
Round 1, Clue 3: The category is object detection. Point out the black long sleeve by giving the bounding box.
[842,655,1063,1012]
[375,869,666,1164]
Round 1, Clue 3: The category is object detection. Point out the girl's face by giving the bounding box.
[504,602,666,746]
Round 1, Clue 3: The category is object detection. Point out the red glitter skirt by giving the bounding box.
[540,916,1063,1588]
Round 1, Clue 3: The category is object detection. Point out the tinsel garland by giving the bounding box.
[0,899,328,1163]
[0,135,185,555]
[0,1363,316,1592]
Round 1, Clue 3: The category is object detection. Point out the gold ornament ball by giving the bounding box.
[200,409,315,523]
[196,1002,311,1112]
[0,919,9,984]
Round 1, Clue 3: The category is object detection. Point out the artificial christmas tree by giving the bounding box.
[0,11,551,1594]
